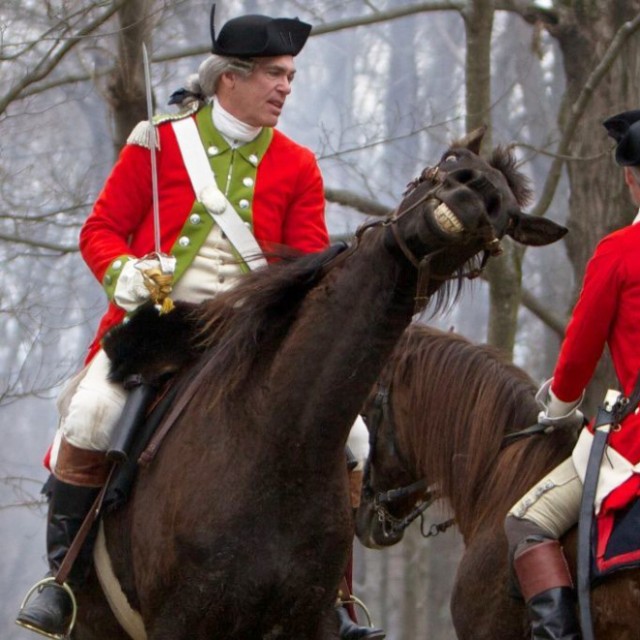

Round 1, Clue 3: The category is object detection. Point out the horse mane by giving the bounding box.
[184,244,348,413]
[422,252,484,318]
[388,325,575,537]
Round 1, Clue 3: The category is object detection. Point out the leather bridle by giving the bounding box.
[362,381,454,539]
[354,163,504,313]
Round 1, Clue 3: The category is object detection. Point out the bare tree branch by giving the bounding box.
[0,0,129,115]
[0,232,77,253]
[8,1,553,105]
[324,187,392,217]
[526,12,640,217]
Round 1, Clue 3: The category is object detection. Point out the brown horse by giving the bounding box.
[67,129,566,640]
[355,325,640,639]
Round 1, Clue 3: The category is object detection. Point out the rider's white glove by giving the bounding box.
[535,378,585,429]
[113,256,175,312]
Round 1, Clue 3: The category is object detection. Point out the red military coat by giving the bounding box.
[551,221,640,511]
[80,104,329,362]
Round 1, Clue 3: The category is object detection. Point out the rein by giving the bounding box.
[500,418,582,449]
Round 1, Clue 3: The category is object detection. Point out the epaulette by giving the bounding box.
[126,103,199,149]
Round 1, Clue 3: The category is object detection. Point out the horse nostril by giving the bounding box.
[449,168,477,184]
[450,171,502,216]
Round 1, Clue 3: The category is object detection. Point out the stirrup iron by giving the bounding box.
[16,576,77,640]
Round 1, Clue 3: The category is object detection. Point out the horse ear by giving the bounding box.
[456,126,487,155]
[506,211,568,246]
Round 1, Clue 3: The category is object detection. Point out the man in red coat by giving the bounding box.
[504,109,640,640]
[17,7,383,639]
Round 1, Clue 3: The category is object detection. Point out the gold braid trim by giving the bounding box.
[142,267,175,315]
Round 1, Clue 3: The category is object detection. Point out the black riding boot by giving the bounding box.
[513,538,581,640]
[16,475,102,638]
[336,605,386,640]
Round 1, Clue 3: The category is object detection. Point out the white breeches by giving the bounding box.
[507,457,583,539]
[348,415,370,470]
[51,348,370,469]
[52,230,374,468]
[52,350,128,465]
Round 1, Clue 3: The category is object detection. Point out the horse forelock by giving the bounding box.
[488,145,533,208]
[443,138,533,209]
[387,326,540,536]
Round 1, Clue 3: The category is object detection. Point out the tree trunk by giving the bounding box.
[464,0,524,356]
[106,0,155,156]
[542,0,640,410]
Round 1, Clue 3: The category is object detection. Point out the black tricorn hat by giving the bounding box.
[603,110,640,166]
[210,4,311,58]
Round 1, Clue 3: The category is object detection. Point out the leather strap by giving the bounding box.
[576,374,640,639]
[577,395,615,640]
[54,465,116,586]
[171,117,267,271]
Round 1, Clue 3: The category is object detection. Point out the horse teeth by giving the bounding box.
[434,203,463,234]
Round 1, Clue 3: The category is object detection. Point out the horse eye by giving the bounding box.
[444,154,457,163]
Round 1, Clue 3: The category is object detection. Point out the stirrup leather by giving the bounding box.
[16,576,77,640]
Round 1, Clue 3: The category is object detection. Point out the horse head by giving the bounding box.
[354,132,567,547]
[355,377,426,549]
[379,127,566,305]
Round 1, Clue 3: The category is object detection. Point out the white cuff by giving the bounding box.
[547,389,581,419]
[113,260,151,312]
[536,377,582,419]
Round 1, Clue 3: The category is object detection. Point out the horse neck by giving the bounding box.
[389,331,542,542]
[266,234,419,466]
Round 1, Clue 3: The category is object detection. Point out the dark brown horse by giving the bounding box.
[355,325,640,639]
[69,129,566,640]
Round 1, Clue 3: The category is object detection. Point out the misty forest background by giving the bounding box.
[2,1,640,638]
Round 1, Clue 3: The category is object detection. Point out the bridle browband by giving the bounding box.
[353,163,504,313]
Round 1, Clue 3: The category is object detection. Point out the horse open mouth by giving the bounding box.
[433,202,464,235]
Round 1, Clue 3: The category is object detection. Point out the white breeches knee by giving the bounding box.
[55,349,126,455]
[347,415,370,471]
[507,457,583,539]
[51,350,373,474]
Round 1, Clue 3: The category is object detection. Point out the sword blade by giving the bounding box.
[142,43,161,257]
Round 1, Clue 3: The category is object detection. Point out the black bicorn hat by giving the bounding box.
[602,109,640,166]
[209,4,311,58]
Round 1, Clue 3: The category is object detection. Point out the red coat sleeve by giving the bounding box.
[281,147,329,253]
[252,131,329,255]
[79,144,153,283]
